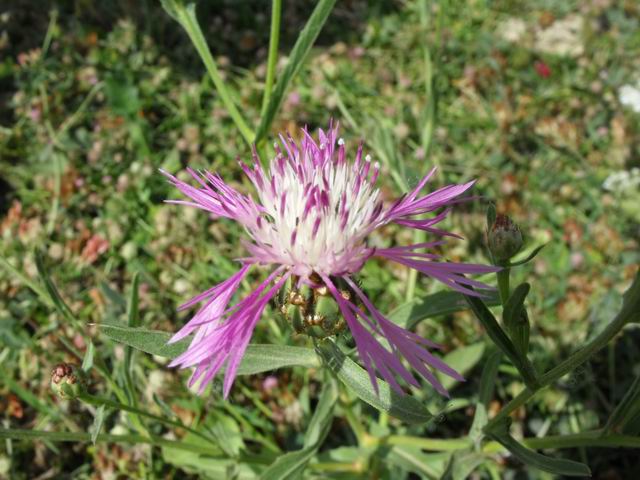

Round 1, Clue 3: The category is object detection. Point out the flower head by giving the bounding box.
[161,122,497,397]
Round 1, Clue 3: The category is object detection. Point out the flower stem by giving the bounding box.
[485,271,640,433]
[260,0,282,119]
[497,267,510,306]
[0,428,220,455]
[77,392,218,447]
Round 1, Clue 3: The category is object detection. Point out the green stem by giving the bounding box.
[77,393,218,447]
[174,3,254,145]
[483,430,640,451]
[386,435,471,451]
[0,428,220,455]
[497,268,510,306]
[341,400,366,446]
[260,0,282,119]
[485,277,640,433]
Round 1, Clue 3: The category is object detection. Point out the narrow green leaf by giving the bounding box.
[389,290,500,330]
[123,273,141,407]
[0,255,51,306]
[478,349,502,407]
[260,0,282,119]
[388,447,451,479]
[486,419,591,477]
[259,444,316,480]
[503,283,529,330]
[162,0,254,144]
[621,269,640,322]
[507,244,546,267]
[100,324,189,358]
[99,281,127,311]
[304,379,338,448]
[255,0,337,141]
[464,295,539,389]
[503,283,531,355]
[604,373,640,434]
[98,325,320,374]
[90,405,106,445]
[316,339,433,424]
[34,250,76,322]
[442,451,486,480]
[81,340,95,372]
[437,342,485,391]
[159,0,181,20]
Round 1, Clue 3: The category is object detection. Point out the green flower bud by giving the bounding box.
[277,276,349,338]
[488,214,523,263]
[51,363,85,399]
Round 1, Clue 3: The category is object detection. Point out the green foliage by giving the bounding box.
[2,0,640,478]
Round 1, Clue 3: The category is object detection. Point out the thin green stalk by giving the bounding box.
[0,428,219,455]
[483,430,640,452]
[173,2,254,145]
[386,435,472,451]
[496,268,510,306]
[260,0,282,119]
[342,401,367,446]
[77,392,218,447]
[485,273,640,433]
[40,9,58,58]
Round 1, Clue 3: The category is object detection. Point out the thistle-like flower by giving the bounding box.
[161,122,497,397]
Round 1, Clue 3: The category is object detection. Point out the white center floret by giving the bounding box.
[243,136,382,278]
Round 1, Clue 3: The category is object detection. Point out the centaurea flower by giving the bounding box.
[161,122,497,397]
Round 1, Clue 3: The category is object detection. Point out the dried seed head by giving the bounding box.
[50,363,84,398]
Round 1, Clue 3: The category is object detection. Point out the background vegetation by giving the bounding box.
[1,0,639,478]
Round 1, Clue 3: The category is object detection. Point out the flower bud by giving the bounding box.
[51,363,85,399]
[278,276,348,338]
[488,214,523,263]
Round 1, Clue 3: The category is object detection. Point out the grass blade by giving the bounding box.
[255,0,337,142]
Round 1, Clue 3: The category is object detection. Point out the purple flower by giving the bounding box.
[161,122,497,397]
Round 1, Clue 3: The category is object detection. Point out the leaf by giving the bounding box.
[622,269,640,322]
[34,250,76,322]
[81,340,95,372]
[478,349,502,407]
[604,373,640,434]
[389,290,500,330]
[437,342,485,391]
[316,339,433,424]
[98,325,320,374]
[486,419,591,477]
[123,273,141,405]
[258,444,317,480]
[507,244,546,267]
[502,283,531,355]
[255,0,337,141]
[304,379,338,448]
[0,255,51,306]
[387,447,451,479]
[442,451,486,480]
[464,295,539,389]
[90,405,106,445]
[260,378,337,479]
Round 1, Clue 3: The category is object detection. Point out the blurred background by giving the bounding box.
[1,0,639,478]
